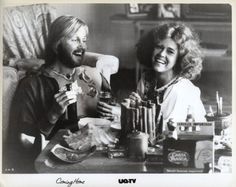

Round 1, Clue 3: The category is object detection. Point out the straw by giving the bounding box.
[216,91,223,116]
[209,105,214,117]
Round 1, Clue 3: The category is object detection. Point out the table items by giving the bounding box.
[99,91,114,105]
[63,126,92,151]
[216,155,232,173]
[66,83,79,123]
[64,82,82,132]
[214,126,232,173]
[51,144,96,163]
[205,91,231,135]
[146,146,163,162]
[203,91,232,173]
[107,146,126,158]
[163,121,214,173]
[127,131,148,161]
[120,98,157,145]
[206,112,231,135]
[98,91,117,120]
[63,118,119,152]
[34,117,230,173]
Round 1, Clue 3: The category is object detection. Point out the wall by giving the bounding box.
[52,3,136,69]
[52,4,232,73]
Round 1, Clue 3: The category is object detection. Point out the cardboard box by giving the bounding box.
[163,122,214,173]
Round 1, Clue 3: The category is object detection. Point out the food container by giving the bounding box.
[98,91,116,120]
[107,146,126,159]
[127,131,148,161]
[163,122,214,173]
[146,147,163,162]
[99,91,113,104]
[205,112,231,135]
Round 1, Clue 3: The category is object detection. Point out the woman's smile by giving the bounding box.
[152,38,178,73]
[153,56,167,65]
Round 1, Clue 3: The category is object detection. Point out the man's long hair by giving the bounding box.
[44,15,88,67]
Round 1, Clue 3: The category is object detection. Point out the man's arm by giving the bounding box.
[82,52,119,83]
[9,75,60,143]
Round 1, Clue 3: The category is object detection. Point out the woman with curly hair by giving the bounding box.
[129,22,206,132]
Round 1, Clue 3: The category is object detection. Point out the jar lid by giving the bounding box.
[127,131,148,139]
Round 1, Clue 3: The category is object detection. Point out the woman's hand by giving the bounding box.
[97,101,121,120]
[129,92,142,106]
[48,91,77,124]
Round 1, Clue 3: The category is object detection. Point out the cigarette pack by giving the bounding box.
[107,147,127,159]
[163,122,214,173]
[146,147,163,162]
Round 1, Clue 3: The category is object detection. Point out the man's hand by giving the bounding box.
[48,91,77,124]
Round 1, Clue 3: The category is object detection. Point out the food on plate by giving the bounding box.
[51,144,96,163]
[63,123,119,151]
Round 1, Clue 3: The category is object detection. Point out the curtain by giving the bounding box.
[3,4,56,62]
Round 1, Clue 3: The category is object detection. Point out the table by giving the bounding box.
[35,129,232,173]
[34,130,163,173]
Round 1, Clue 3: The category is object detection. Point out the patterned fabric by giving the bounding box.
[2,67,19,143]
[3,4,56,61]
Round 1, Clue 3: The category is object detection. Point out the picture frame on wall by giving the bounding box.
[157,4,181,18]
[181,4,231,20]
[126,4,157,18]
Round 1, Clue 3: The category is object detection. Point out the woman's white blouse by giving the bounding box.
[137,77,207,130]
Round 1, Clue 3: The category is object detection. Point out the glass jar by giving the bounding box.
[99,91,113,104]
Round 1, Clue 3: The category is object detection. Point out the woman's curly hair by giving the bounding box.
[136,22,204,80]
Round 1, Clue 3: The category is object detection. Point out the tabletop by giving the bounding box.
[35,126,232,173]
[34,129,163,173]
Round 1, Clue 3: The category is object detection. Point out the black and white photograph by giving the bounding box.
[158,4,180,18]
[1,2,234,187]
[126,4,157,18]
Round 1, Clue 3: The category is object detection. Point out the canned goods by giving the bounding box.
[127,131,148,161]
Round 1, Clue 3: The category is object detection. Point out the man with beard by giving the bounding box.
[5,15,112,172]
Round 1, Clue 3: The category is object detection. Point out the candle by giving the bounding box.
[147,107,152,136]
[142,107,148,134]
[219,97,223,115]
[216,91,220,115]
[135,108,139,130]
[139,106,143,132]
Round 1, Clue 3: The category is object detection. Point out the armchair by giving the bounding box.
[3,3,119,82]
[2,3,119,167]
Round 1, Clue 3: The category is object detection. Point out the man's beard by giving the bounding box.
[57,44,85,68]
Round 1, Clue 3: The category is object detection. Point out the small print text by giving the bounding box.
[118,178,136,184]
[56,177,85,187]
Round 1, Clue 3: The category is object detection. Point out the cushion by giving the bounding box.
[2,66,19,143]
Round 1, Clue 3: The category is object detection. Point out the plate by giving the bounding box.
[78,117,111,128]
[51,144,96,163]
